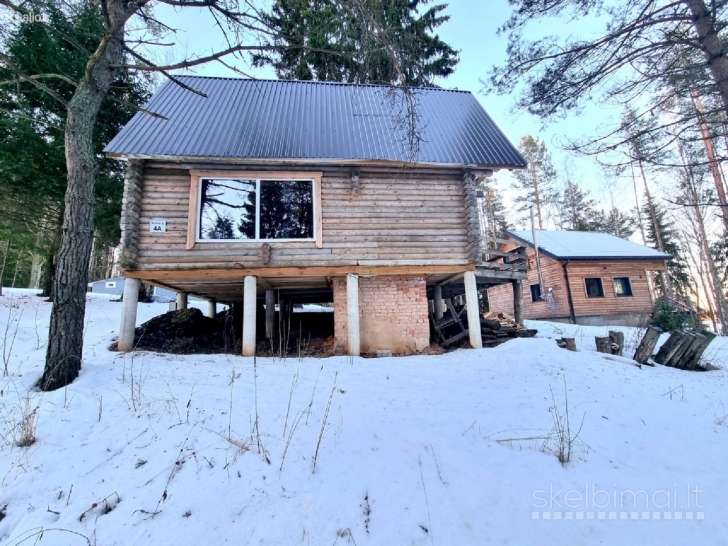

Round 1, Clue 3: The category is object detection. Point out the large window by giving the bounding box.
[198,178,314,241]
[584,277,604,298]
[613,277,633,297]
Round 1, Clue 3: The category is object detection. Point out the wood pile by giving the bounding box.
[429,305,537,349]
[653,329,716,370]
[480,311,537,348]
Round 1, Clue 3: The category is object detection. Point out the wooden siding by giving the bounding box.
[129,162,471,271]
[487,246,570,319]
[487,237,667,320]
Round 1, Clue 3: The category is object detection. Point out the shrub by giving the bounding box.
[651,299,703,332]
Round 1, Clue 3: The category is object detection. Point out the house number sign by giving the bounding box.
[150,220,167,233]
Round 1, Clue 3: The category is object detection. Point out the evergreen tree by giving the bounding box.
[556,180,598,230]
[589,208,637,238]
[0,1,151,292]
[641,198,690,296]
[513,135,557,229]
[253,0,459,85]
[477,180,509,242]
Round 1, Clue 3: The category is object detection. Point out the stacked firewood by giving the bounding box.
[481,311,537,347]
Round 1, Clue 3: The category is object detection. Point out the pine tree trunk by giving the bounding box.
[685,0,728,116]
[690,88,728,234]
[633,146,673,298]
[40,14,125,391]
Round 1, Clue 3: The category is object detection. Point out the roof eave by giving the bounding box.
[103,152,528,171]
[503,231,674,261]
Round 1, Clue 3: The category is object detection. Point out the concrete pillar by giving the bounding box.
[265,289,275,339]
[118,278,140,352]
[176,292,188,310]
[207,299,217,318]
[512,280,524,326]
[242,276,257,356]
[346,274,360,356]
[433,285,444,321]
[464,271,483,349]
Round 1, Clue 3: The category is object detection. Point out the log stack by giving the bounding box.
[653,329,716,369]
[480,311,537,347]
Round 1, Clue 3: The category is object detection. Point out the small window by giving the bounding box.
[613,277,633,297]
[585,278,604,298]
[105,281,116,288]
[198,178,314,241]
[530,283,544,302]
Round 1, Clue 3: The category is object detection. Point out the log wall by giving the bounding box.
[127,162,471,271]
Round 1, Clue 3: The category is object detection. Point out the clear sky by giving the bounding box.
[152,0,634,226]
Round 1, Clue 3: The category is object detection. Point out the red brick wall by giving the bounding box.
[333,276,430,354]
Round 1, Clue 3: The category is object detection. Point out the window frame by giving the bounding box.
[612,276,633,297]
[188,170,323,249]
[530,283,544,303]
[584,277,605,298]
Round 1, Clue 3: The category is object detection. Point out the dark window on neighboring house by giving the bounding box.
[613,277,633,297]
[198,178,314,241]
[585,277,604,298]
[530,283,544,302]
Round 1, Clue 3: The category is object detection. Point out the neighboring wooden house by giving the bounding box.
[486,230,672,326]
[104,77,528,355]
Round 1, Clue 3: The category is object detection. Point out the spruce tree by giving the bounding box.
[477,180,509,242]
[253,0,459,85]
[642,198,690,296]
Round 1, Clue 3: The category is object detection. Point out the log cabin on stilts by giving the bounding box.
[105,77,528,356]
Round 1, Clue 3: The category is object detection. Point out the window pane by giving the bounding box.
[614,277,632,296]
[530,284,542,302]
[585,278,604,298]
[199,179,256,240]
[259,180,314,240]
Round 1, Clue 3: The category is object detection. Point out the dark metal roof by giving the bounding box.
[506,230,673,261]
[104,76,526,168]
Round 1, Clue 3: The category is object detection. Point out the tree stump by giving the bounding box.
[633,326,662,364]
[595,336,612,354]
[608,330,624,356]
[654,331,689,365]
[557,337,577,351]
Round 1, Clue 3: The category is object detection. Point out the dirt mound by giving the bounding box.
[130,308,225,354]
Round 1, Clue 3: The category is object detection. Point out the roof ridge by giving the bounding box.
[175,75,472,94]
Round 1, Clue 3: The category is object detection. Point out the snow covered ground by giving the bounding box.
[1,289,728,545]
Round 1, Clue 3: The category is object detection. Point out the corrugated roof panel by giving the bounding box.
[104,76,526,167]
[507,230,673,260]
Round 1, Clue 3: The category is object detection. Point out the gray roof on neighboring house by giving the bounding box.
[104,76,526,168]
[506,230,673,261]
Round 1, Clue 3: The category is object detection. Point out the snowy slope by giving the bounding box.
[1,290,728,545]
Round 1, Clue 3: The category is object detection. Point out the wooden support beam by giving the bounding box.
[347,274,360,356]
[125,264,476,281]
[242,276,257,356]
[265,289,275,340]
[118,278,140,352]
[464,271,483,349]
